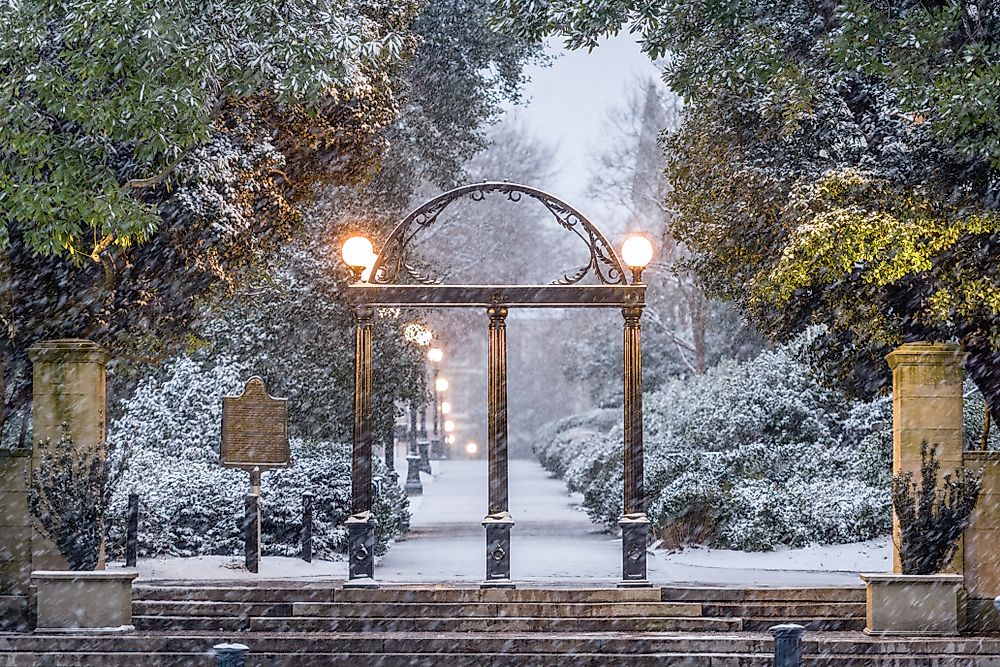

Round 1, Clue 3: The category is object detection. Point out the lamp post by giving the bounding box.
[431,363,447,459]
[342,181,653,589]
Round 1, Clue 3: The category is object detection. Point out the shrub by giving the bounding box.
[536,336,894,551]
[893,442,981,575]
[30,431,130,570]
[105,353,409,560]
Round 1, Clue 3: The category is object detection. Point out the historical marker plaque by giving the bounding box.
[221,376,290,469]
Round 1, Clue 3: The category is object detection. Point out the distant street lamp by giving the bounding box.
[429,349,446,460]
[441,401,451,415]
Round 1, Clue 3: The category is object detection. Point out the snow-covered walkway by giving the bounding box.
[136,458,891,585]
[377,459,891,586]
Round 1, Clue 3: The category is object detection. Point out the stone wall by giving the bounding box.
[0,449,31,630]
[961,451,1000,632]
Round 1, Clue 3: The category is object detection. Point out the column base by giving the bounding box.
[347,513,377,582]
[418,439,432,474]
[404,455,423,495]
[483,513,514,585]
[343,579,380,590]
[430,438,445,460]
[480,580,517,590]
[619,513,650,585]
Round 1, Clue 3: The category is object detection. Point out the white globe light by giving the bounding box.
[435,377,449,392]
[428,347,443,363]
[342,236,374,268]
[621,236,654,268]
[444,420,455,433]
[441,401,451,415]
[465,442,479,455]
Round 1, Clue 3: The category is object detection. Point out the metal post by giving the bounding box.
[405,403,423,495]
[347,305,377,586]
[418,400,432,474]
[483,297,514,588]
[244,494,259,574]
[431,366,443,459]
[125,492,138,567]
[619,305,650,586]
[301,491,314,563]
[770,624,805,667]
[214,643,249,667]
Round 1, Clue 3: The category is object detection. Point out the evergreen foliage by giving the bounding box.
[892,442,981,575]
[493,0,1000,432]
[536,336,894,551]
[105,354,409,560]
[28,430,131,570]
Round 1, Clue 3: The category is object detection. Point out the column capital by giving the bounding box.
[27,339,109,366]
[885,342,967,370]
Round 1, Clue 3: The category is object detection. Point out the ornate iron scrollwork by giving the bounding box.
[369,182,628,286]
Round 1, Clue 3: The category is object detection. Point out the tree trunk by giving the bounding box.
[965,346,1000,436]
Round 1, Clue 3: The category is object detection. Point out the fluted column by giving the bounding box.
[620,305,650,586]
[483,298,514,587]
[347,305,376,585]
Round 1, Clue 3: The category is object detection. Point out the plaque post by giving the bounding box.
[347,305,377,587]
[483,298,514,588]
[221,377,290,577]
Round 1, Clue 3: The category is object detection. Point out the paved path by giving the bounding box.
[378,459,889,586]
[380,459,622,583]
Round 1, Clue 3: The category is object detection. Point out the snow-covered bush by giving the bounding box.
[963,381,1000,451]
[536,338,893,551]
[105,354,409,560]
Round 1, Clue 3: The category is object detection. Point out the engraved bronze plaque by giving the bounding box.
[221,376,290,469]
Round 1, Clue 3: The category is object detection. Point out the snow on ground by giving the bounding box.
[135,556,347,582]
[134,458,891,586]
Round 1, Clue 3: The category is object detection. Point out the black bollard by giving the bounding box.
[301,491,313,563]
[244,494,260,574]
[125,492,139,567]
[214,643,249,667]
[770,623,805,667]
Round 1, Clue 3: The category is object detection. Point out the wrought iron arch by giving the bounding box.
[369,181,629,286]
[344,181,649,590]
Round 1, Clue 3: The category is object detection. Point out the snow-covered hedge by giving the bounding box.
[105,354,409,560]
[536,338,895,551]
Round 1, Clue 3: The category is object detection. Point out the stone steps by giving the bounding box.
[134,614,741,633]
[660,586,866,603]
[134,599,702,619]
[5,632,1000,666]
[134,585,663,604]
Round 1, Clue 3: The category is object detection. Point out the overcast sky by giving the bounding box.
[501,35,663,232]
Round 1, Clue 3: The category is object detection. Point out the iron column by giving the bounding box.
[405,403,423,495]
[347,305,377,585]
[619,304,650,586]
[483,297,514,587]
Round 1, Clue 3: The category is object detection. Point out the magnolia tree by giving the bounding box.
[493,0,1000,434]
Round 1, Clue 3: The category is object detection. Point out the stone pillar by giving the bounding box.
[0,449,31,630]
[27,339,110,571]
[885,342,967,574]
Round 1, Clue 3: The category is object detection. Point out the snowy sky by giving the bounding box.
[501,35,662,231]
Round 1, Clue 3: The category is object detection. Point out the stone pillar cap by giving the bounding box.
[886,342,967,369]
[27,339,110,365]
